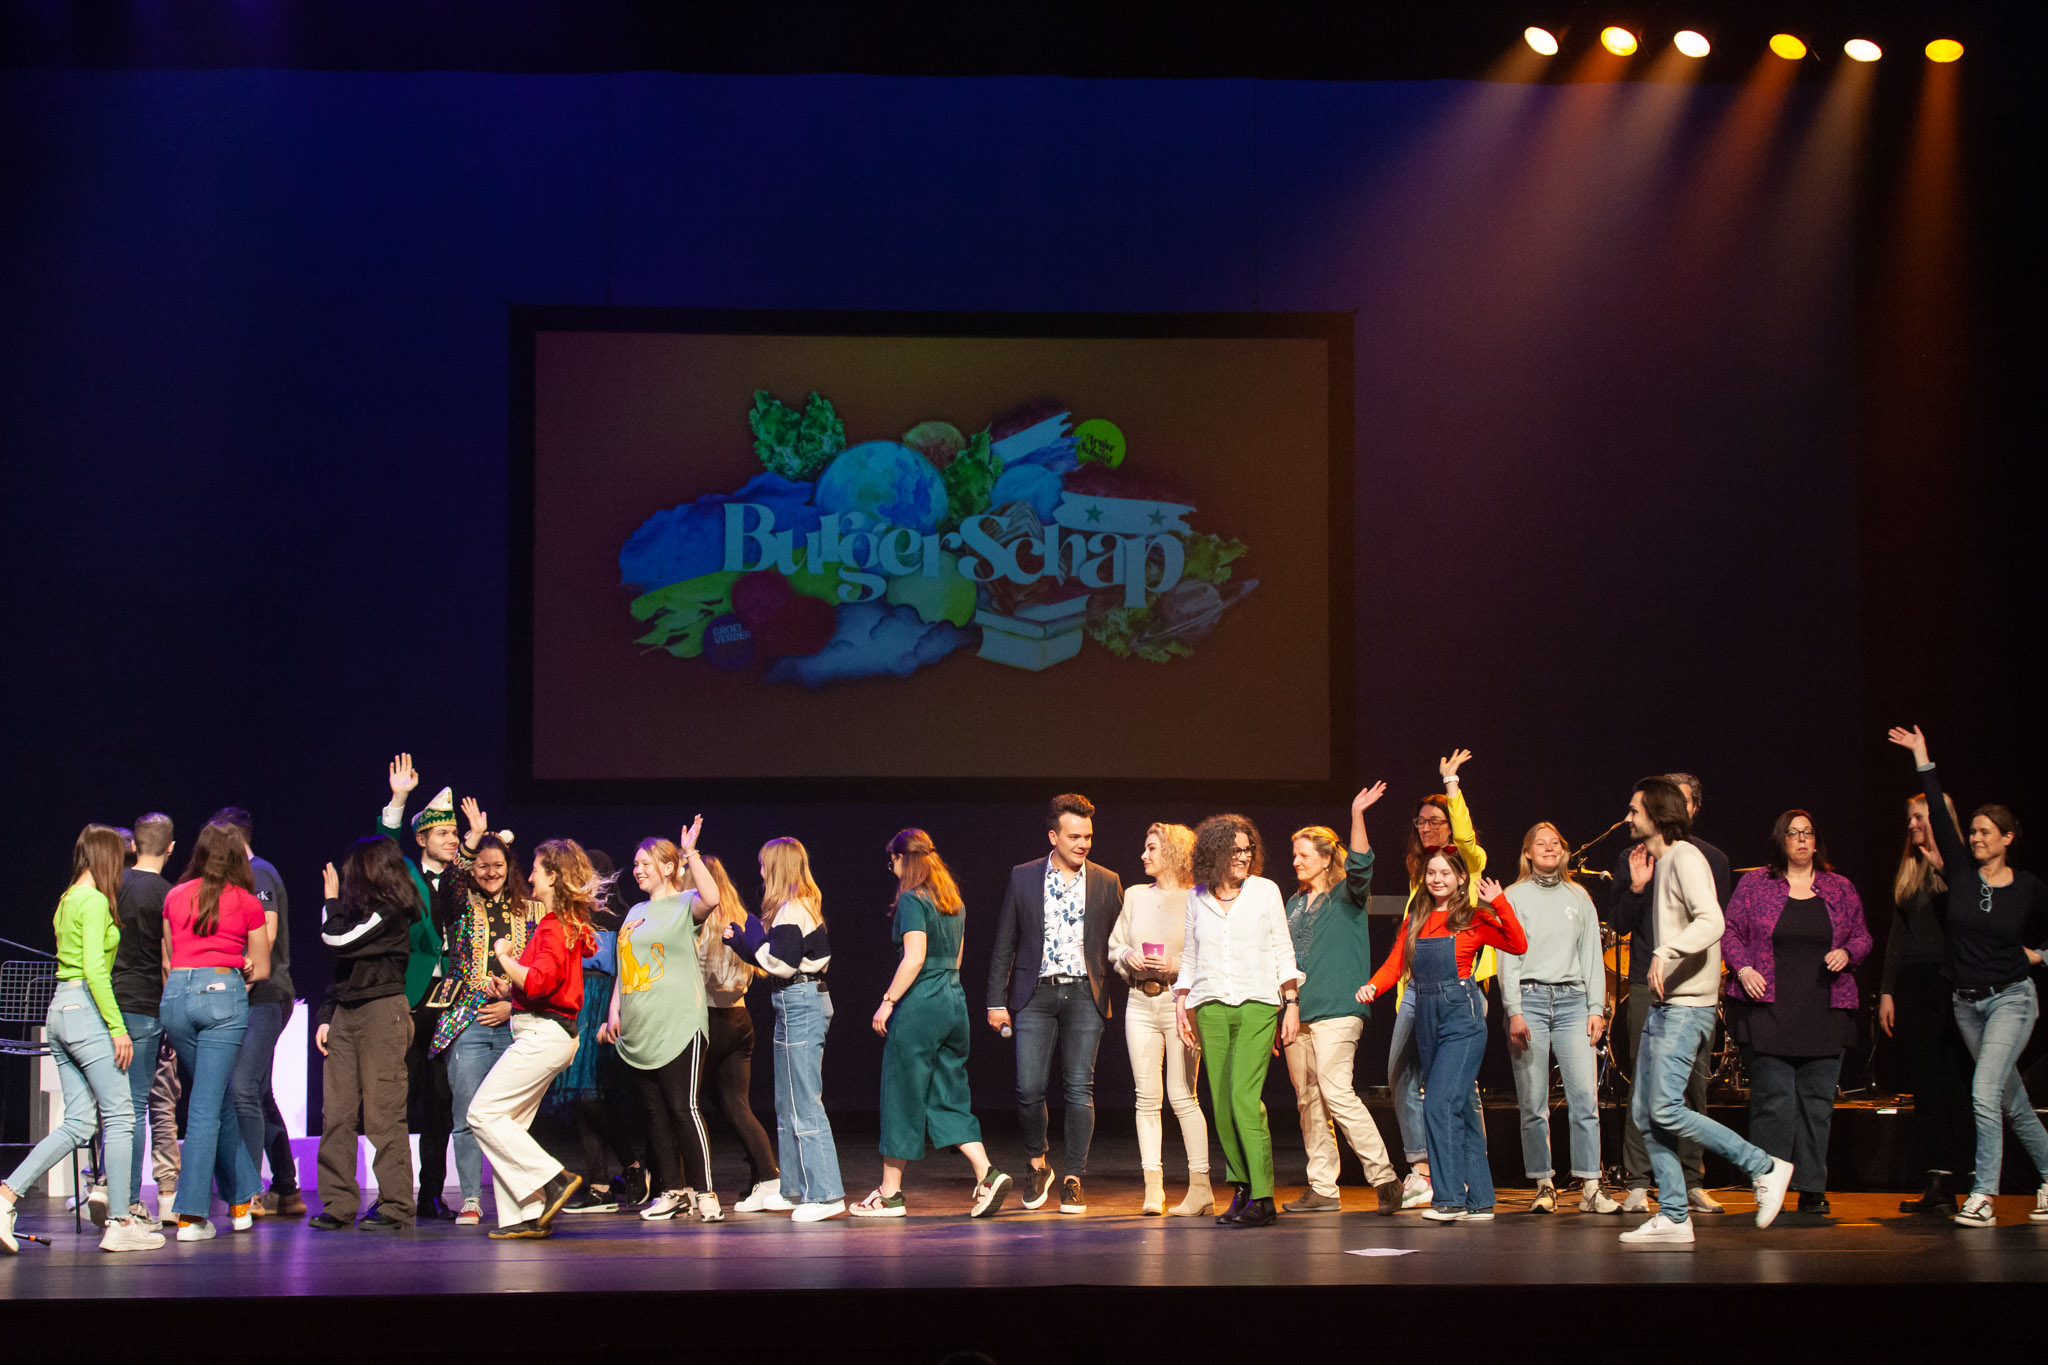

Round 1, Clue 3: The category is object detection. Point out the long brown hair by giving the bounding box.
[177,819,256,936]
[1400,846,1475,972]
[533,838,603,952]
[698,854,760,982]
[68,825,128,927]
[888,828,962,916]
[1895,793,1958,905]
[1405,795,1456,886]
[761,837,824,927]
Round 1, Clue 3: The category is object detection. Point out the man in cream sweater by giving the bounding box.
[1619,777,1793,1247]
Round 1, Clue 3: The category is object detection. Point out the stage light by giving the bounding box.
[1524,26,1560,56]
[1925,38,1963,63]
[1769,33,1809,60]
[1600,26,1638,56]
[1673,30,1711,58]
[1844,39,1882,62]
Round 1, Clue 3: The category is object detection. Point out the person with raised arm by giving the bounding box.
[1611,778,1792,1246]
[1385,749,1489,1210]
[309,836,422,1232]
[470,837,602,1239]
[1501,823,1618,1215]
[379,754,457,1219]
[1877,790,1975,1214]
[1175,814,1300,1229]
[1360,850,1523,1222]
[1,826,163,1255]
[1604,772,1733,1215]
[1107,822,1210,1216]
[1279,786,1404,1216]
[724,837,845,1221]
[853,829,1014,1219]
[1723,811,1872,1216]
[605,820,723,1225]
[1887,726,2048,1227]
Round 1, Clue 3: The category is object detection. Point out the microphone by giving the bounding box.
[1573,866,1614,880]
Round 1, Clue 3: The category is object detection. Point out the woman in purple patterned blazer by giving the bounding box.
[1723,811,1872,1215]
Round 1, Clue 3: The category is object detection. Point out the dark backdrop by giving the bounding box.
[3,3,2044,1135]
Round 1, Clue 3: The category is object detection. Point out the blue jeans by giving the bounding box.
[446,1016,517,1204]
[160,968,262,1218]
[773,982,844,1204]
[233,999,298,1194]
[1634,1003,1771,1222]
[1414,978,1493,1211]
[4,982,135,1215]
[1952,979,2048,1197]
[1509,983,1601,1180]
[1387,992,1427,1161]
[120,1009,168,1203]
[1013,977,1105,1174]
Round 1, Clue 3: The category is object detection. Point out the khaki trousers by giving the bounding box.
[1284,1015,1397,1194]
[317,993,415,1223]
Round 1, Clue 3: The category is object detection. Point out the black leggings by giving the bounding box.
[632,1035,712,1194]
[570,1096,639,1185]
[706,1005,779,1186]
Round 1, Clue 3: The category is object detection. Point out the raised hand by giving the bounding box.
[1351,781,1388,813]
[1478,876,1505,903]
[460,795,489,836]
[1886,726,1931,767]
[322,862,340,899]
[389,752,420,797]
[679,814,704,855]
[1628,844,1653,892]
[1439,748,1472,783]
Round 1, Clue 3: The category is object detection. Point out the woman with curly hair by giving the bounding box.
[470,836,603,1239]
[1172,814,1300,1228]
[1108,821,1209,1215]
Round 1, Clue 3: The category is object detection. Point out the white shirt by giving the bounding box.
[1172,875,1302,1009]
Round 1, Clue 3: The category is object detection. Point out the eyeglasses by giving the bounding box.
[1413,817,1449,830]
[1785,829,1816,840]
[1229,847,1254,861]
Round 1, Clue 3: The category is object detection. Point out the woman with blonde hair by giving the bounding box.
[1108,821,1211,1215]
[470,836,601,1239]
[695,854,782,1214]
[1279,786,1405,1216]
[1878,791,1975,1213]
[1,826,162,1254]
[725,836,845,1220]
[605,820,723,1224]
[851,829,1012,1217]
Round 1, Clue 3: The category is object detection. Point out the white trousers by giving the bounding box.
[1284,1015,1397,1194]
[467,1013,578,1227]
[1123,989,1209,1175]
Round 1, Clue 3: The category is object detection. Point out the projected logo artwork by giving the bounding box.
[617,392,1256,685]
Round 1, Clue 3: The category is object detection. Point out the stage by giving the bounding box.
[6,1129,2044,1363]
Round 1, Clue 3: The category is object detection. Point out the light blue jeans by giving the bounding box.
[1634,1002,1771,1223]
[1952,979,2048,1197]
[446,1017,517,1204]
[1509,983,1602,1180]
[772,982,844,1204]
[4,982,135,1215]
[160,968,262,1218]
[120,1009,173,1204]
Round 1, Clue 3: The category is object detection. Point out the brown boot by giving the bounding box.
[1168,1172,1214,1217]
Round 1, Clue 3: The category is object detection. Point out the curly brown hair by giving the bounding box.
[1190,813,1263,890]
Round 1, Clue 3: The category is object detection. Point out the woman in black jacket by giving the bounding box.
[310,835,422,1231]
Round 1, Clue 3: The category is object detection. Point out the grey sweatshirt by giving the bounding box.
[1499,879,1605,1017]
[1649,839,1725,1007]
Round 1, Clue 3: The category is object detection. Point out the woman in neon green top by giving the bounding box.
[2,826,163,1254]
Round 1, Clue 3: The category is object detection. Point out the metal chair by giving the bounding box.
[0,958,109,1231]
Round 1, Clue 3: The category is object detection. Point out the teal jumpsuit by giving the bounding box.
[879,890,982,1160]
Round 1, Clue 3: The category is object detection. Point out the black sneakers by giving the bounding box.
[535,1171,583,1232]
[560,1183,619,1215]
[1059,1176,1088,1214]
[1020,1164,1056,1210]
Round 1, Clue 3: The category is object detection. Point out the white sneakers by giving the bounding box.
[1619,1213,1695,1247]
[175,1217,217,1242]
[1688,1187,1727,1214]
[640,1189,692,1221]
[158,1192,178,1223]
[734,1180,794,1213]
[456,1199,482,1226]
[695,1192,724,1223]
[1953,1193,1996,1227]
[1581,1180,1621,1214]
[0,1200,17,1254]
[1400,1173,1433,1210]
[1752,1158,1794,1229]
[100,1218,166,1253]
[2034,1184,2048,1223]
[1620,1188,1650,1213]
[86,1182,109,1227]
[791,1199,846,1222]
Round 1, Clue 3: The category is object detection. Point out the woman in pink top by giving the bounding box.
[161,820,271,1241]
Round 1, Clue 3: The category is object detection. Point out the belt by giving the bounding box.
[1138,981,1168,997]
[1955,977,2028,1002]
[1040,974,1087,985]
[770,972,828,991]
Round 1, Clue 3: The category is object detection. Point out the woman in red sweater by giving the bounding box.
[468,835,601,1240]
[1359,848,1524,1221]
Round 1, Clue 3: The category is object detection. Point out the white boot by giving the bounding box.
[1168,1172,1213,1217]
[1142,1170,1166,1216]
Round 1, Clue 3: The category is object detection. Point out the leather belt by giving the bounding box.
[1955,976,2027,1002]
[1138,981,1168,997]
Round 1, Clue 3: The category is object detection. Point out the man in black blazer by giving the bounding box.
[986,793,1125,1215]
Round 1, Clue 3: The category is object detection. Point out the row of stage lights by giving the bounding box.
[1522,27,1965,64]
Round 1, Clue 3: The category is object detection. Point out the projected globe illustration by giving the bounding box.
[815,441,948,534]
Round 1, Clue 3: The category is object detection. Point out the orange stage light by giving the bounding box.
[1600,26,1639,57]
[1769,34,1809,61]
[1925,39,1963,63]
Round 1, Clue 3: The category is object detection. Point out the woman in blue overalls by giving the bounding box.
[1360,848,1525,1221]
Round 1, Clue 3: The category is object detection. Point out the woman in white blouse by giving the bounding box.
[1173,814,1302,1228]
[1109,822,1210,1216]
